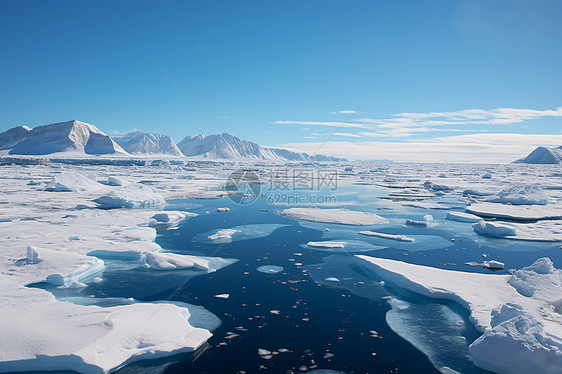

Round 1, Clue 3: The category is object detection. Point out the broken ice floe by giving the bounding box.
[281,207,389,225]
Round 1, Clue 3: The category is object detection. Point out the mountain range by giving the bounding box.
[514,146,562,164]
[0,120,343,162]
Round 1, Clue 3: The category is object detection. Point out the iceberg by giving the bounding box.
[93,183,166,209]
[46,170,105,192]
[472,221,517,238]
[143,252,211,271]
[484,184,549,205]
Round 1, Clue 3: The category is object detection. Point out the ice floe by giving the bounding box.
[193,224,289,244]
[281,207,389,225]
[446,211,483,223]
[358,231,415,242]
[466,202,562,221]
[256,265,284,274]
[356,255,562,374]
[302,240,385,253]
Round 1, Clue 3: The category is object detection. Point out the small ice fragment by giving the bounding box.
[270,310,280,315]
[325,277,340,282]
[257,265,284,274]
[214,293,230,299]
[258,348,272,356]
[26,246,39,262]
[483,260,504,269]
[379,281,385,286]
[406,219,427,227]
[93,277,103,283]
[217,207,230,213]
[323,352,335,359]
[277,348,290,353]
[306,241,346,248]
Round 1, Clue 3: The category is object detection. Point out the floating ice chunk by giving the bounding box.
[463,188,496,197]
[214,293,230,299]
[325,277,340,282]
[26,246,39,263]
[149,211,195,226]
[301,240,384,253]
[93,183,166,209]
[208,229,240,243]
[360,234,452,251]
[402,202,451,210]
[485,184,548,205]
[467,202,562,221]
[306,241,346,248]
[359,231,415,242]
[257,265,284,274]
[217,207,230,213]
[482,260,504,270]
[258,348,272,356]
[143,252,210,271]
[473,221,516,238]
[406,219,427,227]
[445,211,482,223]
[45,170,104,192]
[193,224,289,244]
[281,207,389,225]
[107,176,130,187]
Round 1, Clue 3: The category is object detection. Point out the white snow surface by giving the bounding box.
[281,207,389,225]
[356,255,562,374]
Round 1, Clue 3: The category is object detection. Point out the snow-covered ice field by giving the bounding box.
[1,158,561,373]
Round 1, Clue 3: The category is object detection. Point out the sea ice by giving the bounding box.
[193,224,289,244]
[358,231,415,242]
[257,265,284,274]
[472,221,517,238]
[93,183,166,209]
[446,211,482,223]
[306,241,346,248]
[466,202,562,221]
[356,255,562,374]
[143,252,211,271]
[281,207,389,225]
[302,240,385,253]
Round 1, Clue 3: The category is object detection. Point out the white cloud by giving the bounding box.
[271,120,371,129]
[281,133,562,163]
[333,132,363,138]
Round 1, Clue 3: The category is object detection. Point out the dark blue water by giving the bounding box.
[25,183,562,374]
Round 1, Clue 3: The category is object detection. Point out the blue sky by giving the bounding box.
[1,0,561,162]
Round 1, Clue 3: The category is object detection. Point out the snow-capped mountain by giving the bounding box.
[0,125,31,151]
[8,120,127,155]
[177,133,343,161]
[514,146,562,164]
[114,131,183,156]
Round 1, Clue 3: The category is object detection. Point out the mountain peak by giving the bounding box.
[514,146,562,164]
[8,120,126,156]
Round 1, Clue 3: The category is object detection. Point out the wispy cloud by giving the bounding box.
[274,106,562,139]
[330,110,358,114]
[281,133,562,163]
[271,120,371,129]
